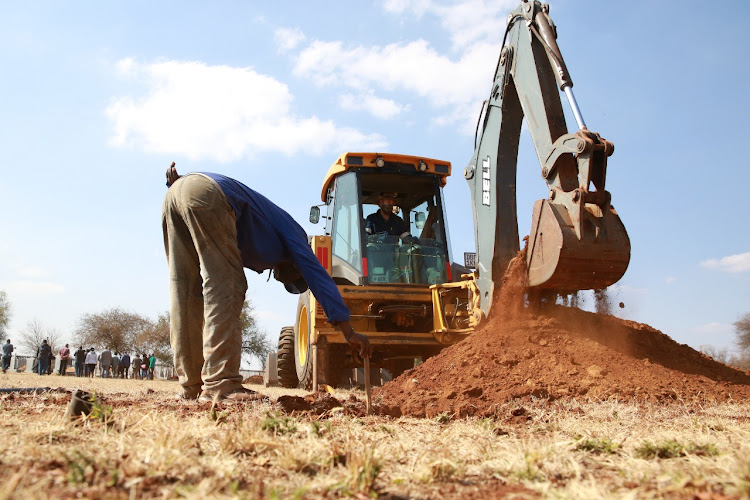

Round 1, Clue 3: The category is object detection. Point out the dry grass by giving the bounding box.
[1,373,749,499]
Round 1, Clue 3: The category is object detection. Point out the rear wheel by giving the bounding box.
[277,326,298,388]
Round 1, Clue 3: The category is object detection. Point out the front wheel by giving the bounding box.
[294,291,347,390]
[294,292,314,389]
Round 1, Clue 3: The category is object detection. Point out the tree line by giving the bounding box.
[0,291,272,368]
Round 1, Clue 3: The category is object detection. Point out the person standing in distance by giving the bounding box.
[58,344,70,376]
[163,163,371,402]
[2,340,13,373]
[74,346,86,377]
[37,340,52,376]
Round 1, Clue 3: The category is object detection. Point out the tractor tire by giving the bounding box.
[294,291,346,390]
[294,292,314,389]
[277,326,298,388]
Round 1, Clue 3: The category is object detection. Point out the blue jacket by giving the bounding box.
[201,173,350,323]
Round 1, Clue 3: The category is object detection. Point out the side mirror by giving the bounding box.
[309,206,320,224]
[415,212,426,229]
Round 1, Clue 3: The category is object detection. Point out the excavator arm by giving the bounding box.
[465,0,630,316]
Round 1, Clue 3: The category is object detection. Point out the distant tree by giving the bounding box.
[735,354,750,371]
[135,312,172,365]
[735,312,750,352]
[700,342,750,371]
[74,308,150,353]
[0,291,11,337]
[240,300,272,369]
[700,344,730,364]
[18,318,63,356]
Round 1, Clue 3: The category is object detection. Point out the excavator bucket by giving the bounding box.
[526,199,630,291]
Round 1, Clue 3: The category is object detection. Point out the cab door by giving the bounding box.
[329,171,365,285]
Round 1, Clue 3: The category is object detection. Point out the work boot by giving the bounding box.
[176,385,201,401]
[198,386,264,403]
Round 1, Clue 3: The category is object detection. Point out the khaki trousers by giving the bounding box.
[162,174,247,396]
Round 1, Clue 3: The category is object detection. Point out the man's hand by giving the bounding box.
[347,331,372,359]
[336,320,372,359]
[166,162,181,187]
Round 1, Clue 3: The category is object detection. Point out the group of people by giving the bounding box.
[0,341,161,379]
[72,347,158,379]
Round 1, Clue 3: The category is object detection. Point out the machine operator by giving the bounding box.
[365,192,409,239]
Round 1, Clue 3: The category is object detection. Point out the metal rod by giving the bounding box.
[364,357,372,415]
[563,85,587,130]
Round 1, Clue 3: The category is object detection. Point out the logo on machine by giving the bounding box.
[482,156,491,206]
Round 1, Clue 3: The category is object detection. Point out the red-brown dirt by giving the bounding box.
[376,252,750,418]
[276,390,402,417]
[376,306,750,418]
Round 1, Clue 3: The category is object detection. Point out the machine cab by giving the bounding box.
[316,153,453,287]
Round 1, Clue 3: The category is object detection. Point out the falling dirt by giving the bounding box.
[375,251,750,418]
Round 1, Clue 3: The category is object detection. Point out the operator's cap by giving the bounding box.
[379,192,398,200]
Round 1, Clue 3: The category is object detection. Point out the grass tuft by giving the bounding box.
[635,439,719,459]
[574,436,621,455]
[261,411,297,435]
[433,412,453,424]
[332,446,382,497]
[309,420,331,437]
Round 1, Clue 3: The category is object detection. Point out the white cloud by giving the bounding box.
[692,322,733,335]
[115,57,137,76]
[293,38,497,129]
[7,281,64,295]
[106,59,386,162]
[382,0,431,16]
[339,92,405,119]
[17,266,46,278]
[700,251,750,274]
[382,0,517,50]
[665,276,676,284]
[276,1,519,124]
[274,27,307,52]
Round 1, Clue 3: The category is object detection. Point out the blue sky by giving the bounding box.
[1,1,748,362]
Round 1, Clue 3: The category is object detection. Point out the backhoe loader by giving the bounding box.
[275,0,630,390]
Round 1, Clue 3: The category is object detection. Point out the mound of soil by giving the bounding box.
[376,253,750,418]
[376,307,750,418]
